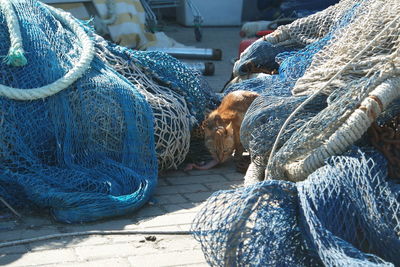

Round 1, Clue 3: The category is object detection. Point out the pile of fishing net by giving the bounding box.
[0,0,216,223]
[192,0,400,265]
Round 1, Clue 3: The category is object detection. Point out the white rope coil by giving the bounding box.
[0,3,95,100]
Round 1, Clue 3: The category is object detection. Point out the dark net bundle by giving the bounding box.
[0,0,214,223]
[192,180,322,267]
[193,149,399,266]
[298,149,400,266]
[192,0,400,266]
[193,148,400,266]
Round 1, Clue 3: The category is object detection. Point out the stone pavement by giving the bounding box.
[0,162,244,266]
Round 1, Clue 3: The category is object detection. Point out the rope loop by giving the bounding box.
[0,3,95,100]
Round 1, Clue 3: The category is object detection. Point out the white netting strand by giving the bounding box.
[96,43,191,171]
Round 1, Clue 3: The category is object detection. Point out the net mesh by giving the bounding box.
[193,0,400,265]
[96,39,190,170]
[0,0,215,223]
[193,149,400,266]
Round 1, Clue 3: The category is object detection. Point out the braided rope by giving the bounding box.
[264,13,400,181]
[0,3,95,100]
[285,77,400,181]
[0,0,27,67]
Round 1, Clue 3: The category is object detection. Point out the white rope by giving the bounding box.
[0,3,95,100]
[265,13,400,180]
[285,77,400,180]
[0,0,27,67]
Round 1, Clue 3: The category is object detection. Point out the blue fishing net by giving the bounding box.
[192,148,400,266]
[107,43,219,125]
[0,0,213,223]
[297,149,400,266]
[193,0,400,266]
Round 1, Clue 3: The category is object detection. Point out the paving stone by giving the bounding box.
[223,171,245,181]
[128,250,207,267]
[147,235,201,252]
[107,234,147,244]
[161,203,204,214]
[135,205,166,218]
[155,184,209,196]
[74,243,137,260]
[21,227,63,241]
[0,227,60,242]
[156,178,170,186]
[63,219,133,233]
[161,170,188,178]
[183,192,214,203]
[175,224,191,231]
[153,194,188,204]
[0,248,77,266]
[22,216,54,228]
[124,224,187,232]
[106,235,199,258]
[187,163,237,177]
[29,236,111,251]
[0,229,23,242]
[0,220,19,231]
[133,213,196,228]
[204,181,242,191]
[166,174,228,185]
[182,263,210,267]
[39,258,131,267]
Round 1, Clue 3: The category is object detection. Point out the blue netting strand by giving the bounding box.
[192,181,323,266]
[298,150,400,266]
[108,43,219,126]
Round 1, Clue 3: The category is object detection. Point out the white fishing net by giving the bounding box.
[96,38,191,170]
[243,0,400,181]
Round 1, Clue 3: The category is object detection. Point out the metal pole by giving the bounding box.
[147,47,222,60]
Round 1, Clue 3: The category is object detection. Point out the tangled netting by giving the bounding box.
[0,0,215,223]
[193,0,400,266]
[193,149,400,266]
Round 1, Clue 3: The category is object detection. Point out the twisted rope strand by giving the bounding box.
[0,0,27,67]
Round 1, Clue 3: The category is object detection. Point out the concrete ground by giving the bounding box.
[0,26,244,266]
